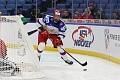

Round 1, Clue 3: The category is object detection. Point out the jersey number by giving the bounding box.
[44,16,49,23]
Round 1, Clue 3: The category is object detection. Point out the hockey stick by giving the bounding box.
[27,25,43,36]
[27,23,87,66]
[28,20,44,36]
[59,46,87,66]
[27,29,38,36]
[28,29,87,66]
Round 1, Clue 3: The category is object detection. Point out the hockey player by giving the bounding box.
[37,10,73,65]
[0,39,21,76]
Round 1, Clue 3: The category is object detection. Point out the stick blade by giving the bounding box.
[81,61,87,66]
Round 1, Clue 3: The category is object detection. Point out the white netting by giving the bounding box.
[0,16,45,80]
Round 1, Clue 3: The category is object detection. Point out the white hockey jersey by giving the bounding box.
[37,15,67,38]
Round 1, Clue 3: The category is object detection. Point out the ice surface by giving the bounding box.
[40,51,120,80]
[1,50,120,80]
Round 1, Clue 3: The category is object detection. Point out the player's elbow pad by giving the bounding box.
[37,18,45,25]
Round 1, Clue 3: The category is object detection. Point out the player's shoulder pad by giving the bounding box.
[59,20,67,32]
[59,19,65,26]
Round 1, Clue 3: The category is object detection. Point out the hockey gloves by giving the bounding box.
[39,26,62,47]
[39,27,49,39]
[53,37,62,48]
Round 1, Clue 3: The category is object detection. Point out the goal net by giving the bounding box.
[0,16,45,80]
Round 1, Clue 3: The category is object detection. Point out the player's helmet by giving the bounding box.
[54,10,62,16]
